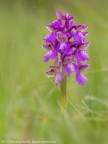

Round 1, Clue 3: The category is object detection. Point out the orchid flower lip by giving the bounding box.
[76,73,88,85]
[42,11,90,86]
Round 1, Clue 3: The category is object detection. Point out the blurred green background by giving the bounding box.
[0,0,108,144]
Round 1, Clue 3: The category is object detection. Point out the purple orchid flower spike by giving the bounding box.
[42,11,90,108]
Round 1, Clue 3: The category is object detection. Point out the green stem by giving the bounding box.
[60,76,67,108]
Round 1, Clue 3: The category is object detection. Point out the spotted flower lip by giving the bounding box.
[42,11,90,86]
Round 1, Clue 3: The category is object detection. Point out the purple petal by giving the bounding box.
[59,42,70,54]
[55,73,64,87]
[63,63,78,76]
[51,19,62,29]
[66,32,73,40]
[56,11,65,20]
[65,13,74,20]
[44,33,56,44]
[74,31,85,44]
[68,21,77,31]
[75,50,89,61]
[76,73,88,85]
[44,50,57,62]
